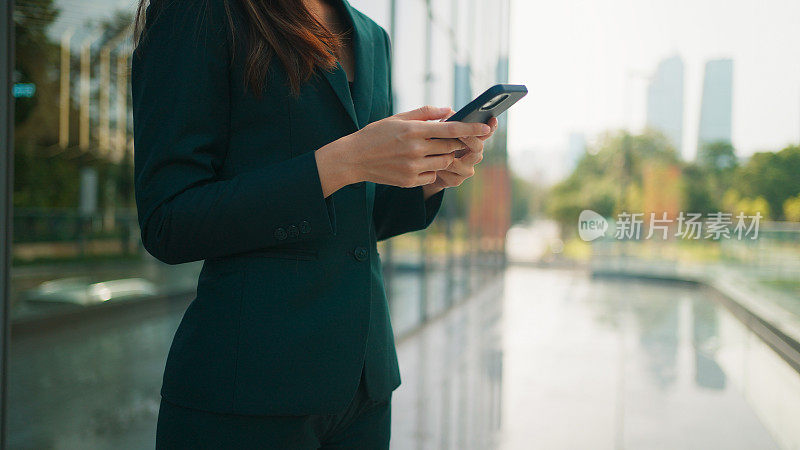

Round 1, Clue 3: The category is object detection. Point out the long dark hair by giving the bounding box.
[132,0,345,97]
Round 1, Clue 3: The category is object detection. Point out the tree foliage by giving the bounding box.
[734,145,800,219]
[546,129,680,233]
[547,132,798,229]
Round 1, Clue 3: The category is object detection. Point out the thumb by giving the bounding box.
[395,105,452,121]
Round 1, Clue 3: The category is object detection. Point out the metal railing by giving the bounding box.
[588,220,800,351]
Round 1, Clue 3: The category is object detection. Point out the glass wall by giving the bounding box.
[355,0,512,331]
[4,0,511,447]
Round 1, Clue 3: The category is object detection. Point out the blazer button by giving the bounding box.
[353,246,368,261]
[287,225,299,238]
[274,227,288,241]
[299,220,312,234]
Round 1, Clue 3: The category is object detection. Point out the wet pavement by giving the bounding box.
[7,266,800,449]
[391,266,799,450]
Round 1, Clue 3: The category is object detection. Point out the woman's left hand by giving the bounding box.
[422,112,498,198]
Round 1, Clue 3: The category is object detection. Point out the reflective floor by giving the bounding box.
[5,263,483,449]
[391,266,800,450]
[8,266,800,449]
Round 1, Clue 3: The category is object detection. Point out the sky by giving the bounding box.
[507,0,800,184]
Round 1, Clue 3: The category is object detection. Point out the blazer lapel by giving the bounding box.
[321,62,358,129]
[322,0,374,130]
[341,0,375,129]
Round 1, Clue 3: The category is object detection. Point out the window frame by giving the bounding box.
[0,0,13,447]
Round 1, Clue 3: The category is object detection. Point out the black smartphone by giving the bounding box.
[446,83,528,124]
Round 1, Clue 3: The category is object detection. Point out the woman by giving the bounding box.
[131,0,497,447]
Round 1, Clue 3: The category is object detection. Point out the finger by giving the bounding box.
[477,118,498,141]
[415,121,492,139]
[461,148,484,166]
[455,136,485,163]
[455,145,484,166]
[458,135,483,153]
[418,153,456,172]
[416,171,439,185]
[442,157,474,177]
[453,148,469,158]
[395,105,452,121]
[433,170,464,187]
[439,108,456,122]
[423,137,466,156]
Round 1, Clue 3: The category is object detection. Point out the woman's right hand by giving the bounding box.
[315,106,492,197]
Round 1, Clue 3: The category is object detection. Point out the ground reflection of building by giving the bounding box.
[693,299,727,390]
[392,276,505,449]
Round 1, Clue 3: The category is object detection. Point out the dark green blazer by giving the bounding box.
[131,0,444,415]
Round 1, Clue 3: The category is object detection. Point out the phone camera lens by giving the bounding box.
[480,94,509,111]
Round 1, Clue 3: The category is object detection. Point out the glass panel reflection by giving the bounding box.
[9,0,510,447]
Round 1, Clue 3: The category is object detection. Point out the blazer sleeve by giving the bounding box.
[372,28,445,242]
[131,0,336,265]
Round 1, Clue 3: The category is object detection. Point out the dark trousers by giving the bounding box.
[155,368,391,449]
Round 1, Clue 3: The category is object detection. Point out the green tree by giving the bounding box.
[784,195,800,222]
[682,163,717,214]
[510,173,547,224]
[546,129,679,234]
[696,140,738,202]
[698,140,738,173]
[735,145,800,220]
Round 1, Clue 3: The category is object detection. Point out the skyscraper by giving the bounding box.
[646,55,684,156]
[697,59,734,151]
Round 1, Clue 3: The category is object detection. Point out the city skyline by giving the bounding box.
[646,55,685,157]
[697,58,734,151]
[508,0,800,182]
